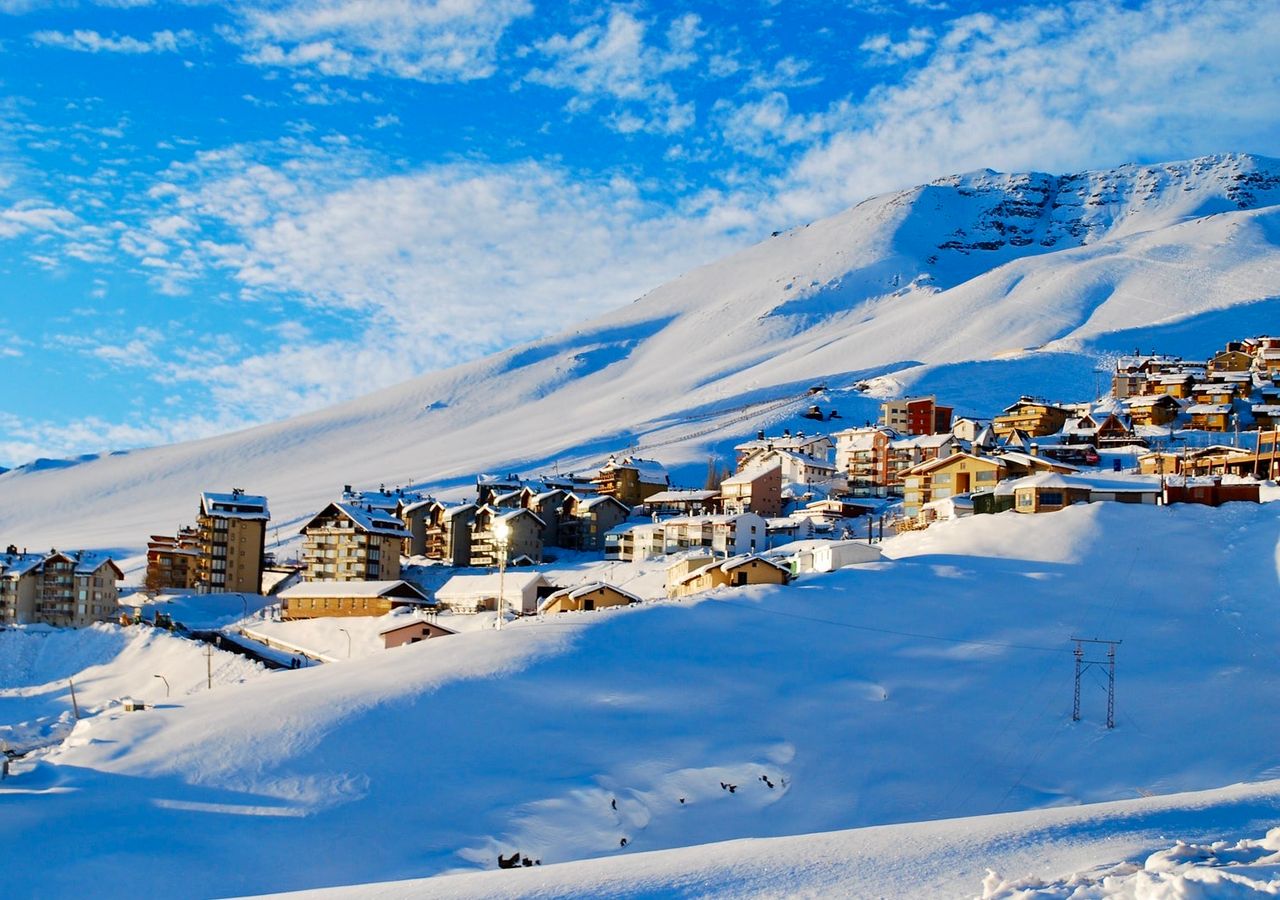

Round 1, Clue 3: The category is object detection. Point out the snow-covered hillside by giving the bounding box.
[3,153,1280,571]
[3,501,1279,897]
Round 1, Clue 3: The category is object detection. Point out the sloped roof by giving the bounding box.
[279,580,430,601]
[538,581,643,611]
[435,572,550,599]
[201,491,270,520]
[301,502,411,538]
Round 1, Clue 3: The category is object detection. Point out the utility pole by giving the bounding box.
[1071,637,1121,728]
[206,643,213,690]
[68,679,80,720]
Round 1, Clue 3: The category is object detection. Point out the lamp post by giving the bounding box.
[493,519,511,630]
[154,674,170,697]
[337,626,351,659]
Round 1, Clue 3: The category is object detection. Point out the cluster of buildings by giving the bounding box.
[9,337,1278,631]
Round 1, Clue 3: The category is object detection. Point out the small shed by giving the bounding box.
[775,540,882,574]
[434,572,551,615]
[380,618,458,649]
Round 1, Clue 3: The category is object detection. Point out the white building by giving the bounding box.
[434,572,552,615]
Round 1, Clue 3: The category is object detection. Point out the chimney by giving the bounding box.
[1029,443,1039,456]
[5,544,15,555]
[344,484,352,494]
[783,429,791,438]
[757,430,765,441]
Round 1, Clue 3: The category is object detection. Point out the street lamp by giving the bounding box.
[337,626,351,659]
[493,519,511,630]
[153,674,170,697]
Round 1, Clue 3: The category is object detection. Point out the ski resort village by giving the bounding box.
[5,145,1280,898]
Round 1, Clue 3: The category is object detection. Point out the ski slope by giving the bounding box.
[3,501,1278,897]
[2,154,1280,576]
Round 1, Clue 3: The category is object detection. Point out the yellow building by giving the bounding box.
[539,582,641,614]
[668,555,790,599]
[1124,394,1181,427]
[300,502,410,582]
[991,397,1070,437]
[901,453,1007,519]
[279,580,432,619]
[196,490,269,594]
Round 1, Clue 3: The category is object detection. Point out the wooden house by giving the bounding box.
[1187,404,1232,431]
[667,554,790,599]
[279,580,432,620]
[992,397,1070,438]
[538,582,641,614]
[1149,373,1196,398]
[1124,394,1181,427]
[1209,348,1253,373]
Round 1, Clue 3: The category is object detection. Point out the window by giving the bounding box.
[1017,493,1034,508]
[933,473,952,484]
[1040,492,1064,506]
[976,470,997,482]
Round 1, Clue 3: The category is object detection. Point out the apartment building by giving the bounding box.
[196,490,270,594]
[300,502,411,582]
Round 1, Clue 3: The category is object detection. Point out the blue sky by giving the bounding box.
[0,0,1277,466]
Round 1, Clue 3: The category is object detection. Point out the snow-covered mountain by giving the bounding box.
[4,153,1280,561]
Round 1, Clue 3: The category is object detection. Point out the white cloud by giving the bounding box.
[109,139,751,424]
[859,27,935,64]
[30,28,196,54]
[525,8,704,135]
[767,0,1280,222]
[229,0,533,82]
[0,201,78,238]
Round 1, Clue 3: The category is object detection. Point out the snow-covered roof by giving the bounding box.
[302,504,412,537]
[576,494,629,512]
[891,433,954,450]
[1187,404,1232,414]
[1251,405,1280,415]
[679,553,792,583]
[70,550,122,577]
[378,617,457,637]
[435,572,550,599]
[538,581,642,611]
[721,463,781,486]
[644,490,719,504]
[200,491,270,520]
[997,451,1080,472]
[279,580,431,602]
[1124,394,1180,408]
[1000,472,1162,494]
[0,551,46,578]
[599,456,670,484]
[441,503,476,521]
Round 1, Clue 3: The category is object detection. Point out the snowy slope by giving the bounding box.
[3,154,1280,570]
[3,501,1279,897]
[269,781,1280,899]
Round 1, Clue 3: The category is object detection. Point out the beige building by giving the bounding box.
[592,456,670,507]
[469,506,544,567]
[423,502,475,566]
[380,617,457,649]
[1,546,122,627]
[300,502,410,582]
[668,554,790,599]
[1124,394,1181,427]
[279,580,432,619]
[539,582,641,614]
[720,464,783,517]
[196,490,269,594]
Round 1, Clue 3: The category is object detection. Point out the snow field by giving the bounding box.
[2,501,1279,897]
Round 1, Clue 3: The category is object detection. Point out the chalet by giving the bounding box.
[558,493,631,551]
[1187,404,1233,431]
[1124,394,1181,427]
[1148,373,1196,399]
[592,456,670,506]
[641,490,720,517]
[832,426,896,496]
[380,617,457,649]
[1191,384,1236,406]
[538,582,641,614]
[900,451,1076,519]
[737,446,837,487]
[300,502,411,582]
[878,396,953,435]
[720,464,783,517]
[279,580,432,620]
[1163,478,1260,507]
[734,431,834,468]
[0,548,47,624]
[1252,405,1280,429]
[668,554,790,599]
[434,572,552,615]
[469,506,544,567]
[1000,473,1161,513]
[951,417,990,443]
[423,502,475,567]
[992,397,1070,438]
[1209,348,1253,373]
[1137,445,1253,477]
[886,433,955,491]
